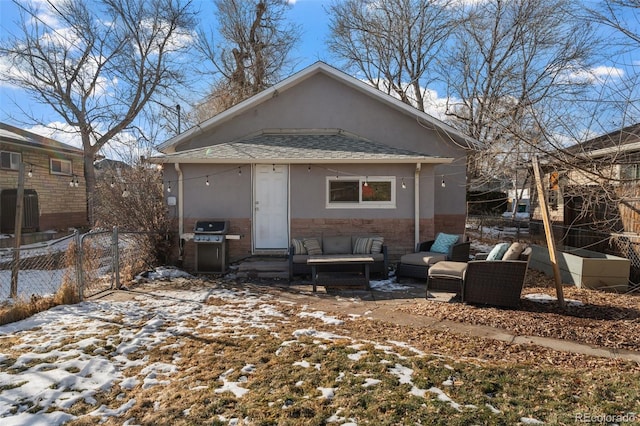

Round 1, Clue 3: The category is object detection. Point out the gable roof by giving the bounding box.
[152,129,452,164]
[157,61,474,153]
[0,122,84,157]
[564,123,640,159]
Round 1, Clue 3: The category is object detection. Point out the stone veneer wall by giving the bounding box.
[0,144,87,231]
[290,215,466,264]
[180,215,466,271]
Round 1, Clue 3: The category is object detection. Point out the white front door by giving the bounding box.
[254,164,289,250]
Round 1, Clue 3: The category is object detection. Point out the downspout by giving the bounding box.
[174,163,184,261]
[414,163,421,249]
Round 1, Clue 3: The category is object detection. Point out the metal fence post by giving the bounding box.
[76,231,84,300]
[113,226,120,289]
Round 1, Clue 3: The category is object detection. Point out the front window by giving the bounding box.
[50,158,72,175]
[327,176,395,208]
[0,151,21,170]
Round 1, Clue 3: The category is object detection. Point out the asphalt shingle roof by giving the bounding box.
[153,132,449,164]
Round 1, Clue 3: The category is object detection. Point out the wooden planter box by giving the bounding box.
[529,245,630,291]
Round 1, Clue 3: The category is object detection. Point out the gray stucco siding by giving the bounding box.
[176,73,462,162]
[163,163,463,222]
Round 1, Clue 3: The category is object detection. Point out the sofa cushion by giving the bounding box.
[291,238,307,255]
[303,238,323,255]
[400,252,446,266]
[502,242,527,260]
[291,254,310,264]
[323,235,352,254]
[353,237,373,254]
[430,233,460,254]
[486,242,510,260]
[370,236,384,254]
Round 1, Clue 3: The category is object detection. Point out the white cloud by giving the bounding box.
[559,65,625,85]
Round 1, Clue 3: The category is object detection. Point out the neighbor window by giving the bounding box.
[50,158,72,175]
[0,151,21,170]
[327,176,395,208]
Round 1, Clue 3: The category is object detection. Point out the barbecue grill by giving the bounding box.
[193,220,230,273]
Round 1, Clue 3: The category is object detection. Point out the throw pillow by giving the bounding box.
[353,237,373,254]
[291,238,306,255]
[486,242,510,260]
[502,242,527,260]
[370,236,384,254]
[430,233,460,254]
[303,238,322,255]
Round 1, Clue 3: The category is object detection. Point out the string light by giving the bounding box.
[441,175,446,188]
[401,178,406,189]
[308,165,311,172]
[205,176,210,186]
[238,167,242,176]
[110,177,115,188]
[74,176,79,187]
[167,183,172,193]
[69,177,74,187]
[272,164,275,171]
[122,186,130,198]
[27,165,33,178]
[363,177,368,187]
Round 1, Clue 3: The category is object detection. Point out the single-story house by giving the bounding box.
[0,122,88,234]
[152,62,474,271]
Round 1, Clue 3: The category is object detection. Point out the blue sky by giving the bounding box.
[0,0,335,152]
[0,0,638,156]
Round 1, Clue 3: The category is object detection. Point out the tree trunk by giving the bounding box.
[84,152,97,227]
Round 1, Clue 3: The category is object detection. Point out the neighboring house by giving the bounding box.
[532,123,640,232]
[0,122,87,233]
[152,62,474,270]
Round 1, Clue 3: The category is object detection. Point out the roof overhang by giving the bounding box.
[150,156,453,165]
[149,130,455,165]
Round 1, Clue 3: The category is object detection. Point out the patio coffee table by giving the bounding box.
[307,255,375,292]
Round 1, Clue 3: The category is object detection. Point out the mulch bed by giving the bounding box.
[398,270,640,352]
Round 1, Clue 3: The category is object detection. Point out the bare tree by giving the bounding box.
[327,0,456,113]
[195,0,301,116]
[444,0,599,175]
[0,0,197,223]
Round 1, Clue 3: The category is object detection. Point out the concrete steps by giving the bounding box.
[234,258,289,279]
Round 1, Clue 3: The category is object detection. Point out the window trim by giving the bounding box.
[326,176,396,209]
[0,151,21,171]
[50,158,73,176]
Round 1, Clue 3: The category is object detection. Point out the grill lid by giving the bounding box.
[194,220,229,234]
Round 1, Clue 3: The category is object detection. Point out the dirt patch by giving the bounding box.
[397,270,640,351]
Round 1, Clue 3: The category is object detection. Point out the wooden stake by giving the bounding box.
[532,156,565,308]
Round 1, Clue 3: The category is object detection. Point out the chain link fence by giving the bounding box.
[0,232,77,301]
[1,228,173,304]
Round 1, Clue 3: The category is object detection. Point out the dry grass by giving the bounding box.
[0,281,80,326]
[59,286,639,425]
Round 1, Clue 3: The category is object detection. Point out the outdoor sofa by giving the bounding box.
[426,242,532,308]
[396,233,470,281]
[289,235,388,280]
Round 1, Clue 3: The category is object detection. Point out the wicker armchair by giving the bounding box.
[396,237,470,281]
[461,247,532,308]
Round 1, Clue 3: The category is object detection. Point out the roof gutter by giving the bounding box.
[414,163,421,249]
[148,157,454,165]
[174,163,184,261]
